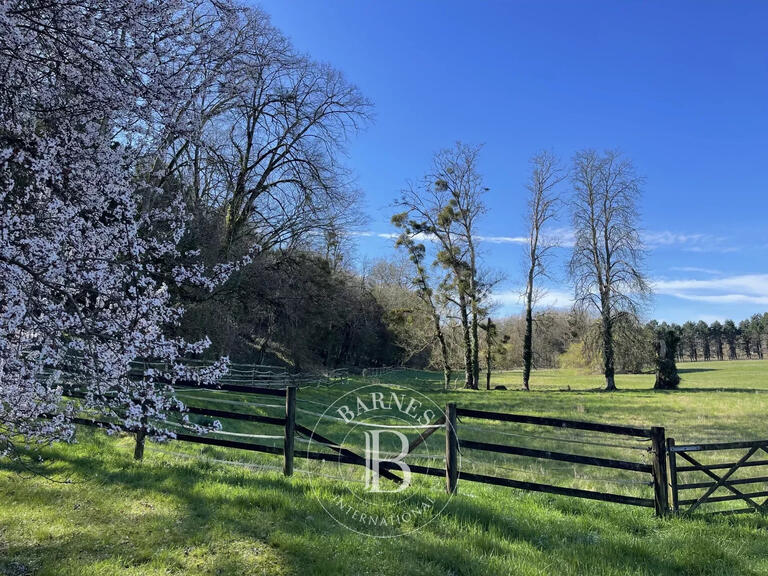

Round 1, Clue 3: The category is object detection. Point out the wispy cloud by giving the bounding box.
[352,231,400,240]
[356,230,568,247]
[654,274,768,305]
[355,230,527,244]
[356,228,739,255]
[475,235,527,244]
[547,227,576,247]
[492,288,574,310]
[670,266,723,276]
[669,266,722,275]
[643,231,708,246]
[643,231,737,253]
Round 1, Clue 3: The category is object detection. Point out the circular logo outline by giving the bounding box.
[305,383,459,538]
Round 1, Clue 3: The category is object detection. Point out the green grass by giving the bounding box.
[2,360,768,575]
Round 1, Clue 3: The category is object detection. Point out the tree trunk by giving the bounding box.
[485,318,492,391]
[459,290,475,389]
[601,308,616,391]
[134,427,146,460]
[522,270,534,391]
[468,240,481,389]
[433,312,452,390]
[470,298,480,390]
[133,411,149,460]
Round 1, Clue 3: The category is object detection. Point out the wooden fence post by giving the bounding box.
[666,437,679,513]
[445,402,458,494]
[284,385,296,476]
[650,426,669,516]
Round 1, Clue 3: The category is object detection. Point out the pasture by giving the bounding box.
[2,360,768,575]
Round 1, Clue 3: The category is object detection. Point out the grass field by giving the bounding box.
[2,360,768,575]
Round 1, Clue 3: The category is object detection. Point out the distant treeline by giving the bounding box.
[184,244,766,375]
[652,316,767,362]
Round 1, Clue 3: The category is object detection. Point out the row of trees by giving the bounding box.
[390,146,650,391]
[372,251,767,387]
[665,316,767,362]
[386,145,765,391]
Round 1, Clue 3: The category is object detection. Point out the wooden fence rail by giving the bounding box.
[455,407,653,437]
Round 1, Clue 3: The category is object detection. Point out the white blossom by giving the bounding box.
[0,0,239,454]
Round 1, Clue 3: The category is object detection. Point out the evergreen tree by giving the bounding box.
[696,320,711,361]
[723,320,739,360]
[739,319,753,359]
[682,321,698,361]
[710,320,725,360]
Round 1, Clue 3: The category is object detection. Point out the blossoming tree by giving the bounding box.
[0,0,238,458]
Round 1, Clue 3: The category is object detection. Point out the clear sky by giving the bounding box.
[258,0,767,324]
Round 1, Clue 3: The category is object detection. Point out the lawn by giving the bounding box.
[2,360,768,575]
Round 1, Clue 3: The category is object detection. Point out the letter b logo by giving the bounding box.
[363,430,412,493]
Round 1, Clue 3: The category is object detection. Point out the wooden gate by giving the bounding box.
[668,439,768,515]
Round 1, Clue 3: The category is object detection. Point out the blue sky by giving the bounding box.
[259,0,768,324]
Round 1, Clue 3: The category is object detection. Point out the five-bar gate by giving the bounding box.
[667,438,768,515]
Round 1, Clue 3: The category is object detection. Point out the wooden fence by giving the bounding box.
[668,438,768,515]
[58,373,768,519]
[62,381,681,517]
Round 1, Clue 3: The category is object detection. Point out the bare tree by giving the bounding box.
[366,258,435,364]
[569,150,650,391]
[159,6,372,255]
[522,151,565,390]
[433,143,487,389]
[394,157,479,389]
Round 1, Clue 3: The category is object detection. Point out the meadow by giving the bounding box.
[2,360,768,575]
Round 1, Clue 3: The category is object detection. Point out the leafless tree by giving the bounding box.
[432,143,487,389]
[568,150,650,391]
[394,163,478,389]
[522,151,565,390]
[158,6,372,255]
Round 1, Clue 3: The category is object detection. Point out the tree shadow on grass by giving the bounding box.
[677,368,719,374]
[430,494,768,576]
[657,387,768,394]
[0,448,327,574]
[4,435,768,576]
